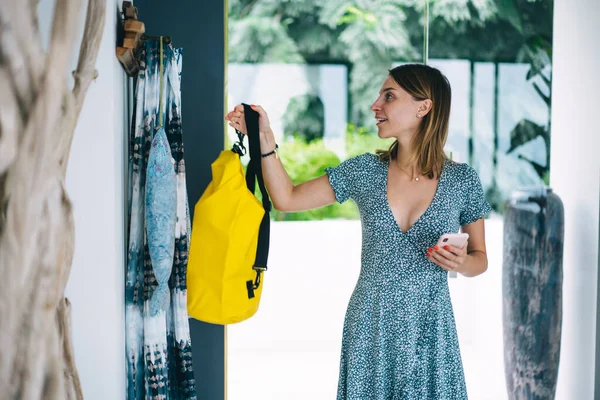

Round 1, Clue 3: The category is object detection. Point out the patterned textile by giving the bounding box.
[326,153,491,400]
[126,40,196,400]
[146,127,177,317]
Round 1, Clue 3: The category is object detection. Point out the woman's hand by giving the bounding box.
[426,241,468,273]
[225,104,272,135]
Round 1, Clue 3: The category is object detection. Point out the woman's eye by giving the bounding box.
[385,93,393,101]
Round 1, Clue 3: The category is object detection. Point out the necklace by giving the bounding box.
[395,162,421,182]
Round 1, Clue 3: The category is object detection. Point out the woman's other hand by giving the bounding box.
[426,241,469,273]
[225,104,247,134]
[225,104,272,135]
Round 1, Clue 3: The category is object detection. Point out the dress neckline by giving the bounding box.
[383,158,447,235]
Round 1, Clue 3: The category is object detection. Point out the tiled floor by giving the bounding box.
[228,218,508,399]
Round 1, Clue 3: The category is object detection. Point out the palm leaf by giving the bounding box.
[507,119,547,153]
[517,154,547,178]
[495,0,523,34]
[229,17,304,63]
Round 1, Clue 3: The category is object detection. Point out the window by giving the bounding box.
[227,1,553,398]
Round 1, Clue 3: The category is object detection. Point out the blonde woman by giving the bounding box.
[226,63,490,399]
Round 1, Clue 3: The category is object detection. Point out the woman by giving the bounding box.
[226,63,490,399]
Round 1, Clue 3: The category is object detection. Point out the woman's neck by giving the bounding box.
[395,141,419,173]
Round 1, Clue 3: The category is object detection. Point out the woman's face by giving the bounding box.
[370,75,423,140]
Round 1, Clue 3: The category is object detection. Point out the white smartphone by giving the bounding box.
[436,232,469,249]
[436,233,469,278]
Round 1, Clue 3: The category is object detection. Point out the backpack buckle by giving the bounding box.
[232,129,247,156]
[246,266,267,299]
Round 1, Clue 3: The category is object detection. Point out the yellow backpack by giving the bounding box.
[187,104,271,324]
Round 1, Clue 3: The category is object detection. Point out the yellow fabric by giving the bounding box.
[187,150,265,324]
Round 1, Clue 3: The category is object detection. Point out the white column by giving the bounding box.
[37,0,128,398]
[550,1,600,399]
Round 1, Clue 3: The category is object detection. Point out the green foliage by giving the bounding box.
[228,0,550,127]
[345,123,393,158]
[430,0,496,24]
[228,0,554,216]
[501,0,553,182]
[326,1,419,123]
[508,119,547,154]
[229,0,421,125]
[228,0,552,105]
[228,16,304,63]
[542,169,550,186]
[508,119,549,180]
[271,137,359,221]
[337,6,379,27]
[485,181,506,214]
[267,124,391,221]
[283,94,325,143]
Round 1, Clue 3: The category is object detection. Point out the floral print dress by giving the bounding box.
[325,153,492,400]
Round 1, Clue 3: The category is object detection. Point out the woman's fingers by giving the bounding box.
[436,246,458,261]
[250,104,265,115]
[226,111,243,119]
[225,107,245,131]
[429,250,458,270]
[225,104,270,135]
[225,104,245,119]
[250,104,272,132]
[225,105,248,134]
[226,104,265,119]
[229,123,244,133]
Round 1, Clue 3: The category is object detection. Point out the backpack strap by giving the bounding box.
[240,103,271,299]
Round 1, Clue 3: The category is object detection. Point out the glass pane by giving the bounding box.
[227,0,425,223]
[226,1,554,398]
[427,0,553,398]
[226,2,427,399]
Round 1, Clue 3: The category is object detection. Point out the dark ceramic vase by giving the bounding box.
[502,186,564,399]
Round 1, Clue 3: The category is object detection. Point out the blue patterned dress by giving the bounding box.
[325,153,492,400]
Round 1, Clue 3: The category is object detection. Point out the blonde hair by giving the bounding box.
[376,63,451,179]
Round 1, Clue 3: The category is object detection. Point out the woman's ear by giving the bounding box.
[419,99,433,117]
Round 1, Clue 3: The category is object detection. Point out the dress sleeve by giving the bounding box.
[459,165,493,226]
[324,153,368,204]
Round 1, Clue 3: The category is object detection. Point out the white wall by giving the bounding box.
[550,0,600,399]
[39,0,127,399]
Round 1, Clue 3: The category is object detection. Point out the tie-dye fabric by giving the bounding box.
[126,40,196,400]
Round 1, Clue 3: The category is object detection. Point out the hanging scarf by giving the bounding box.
[126,39,196,400]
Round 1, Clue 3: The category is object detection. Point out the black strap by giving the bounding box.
[239,103,271,298]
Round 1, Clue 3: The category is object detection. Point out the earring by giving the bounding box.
[416,113,421,118]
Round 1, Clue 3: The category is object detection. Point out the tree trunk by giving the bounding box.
[0,0,106,398]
